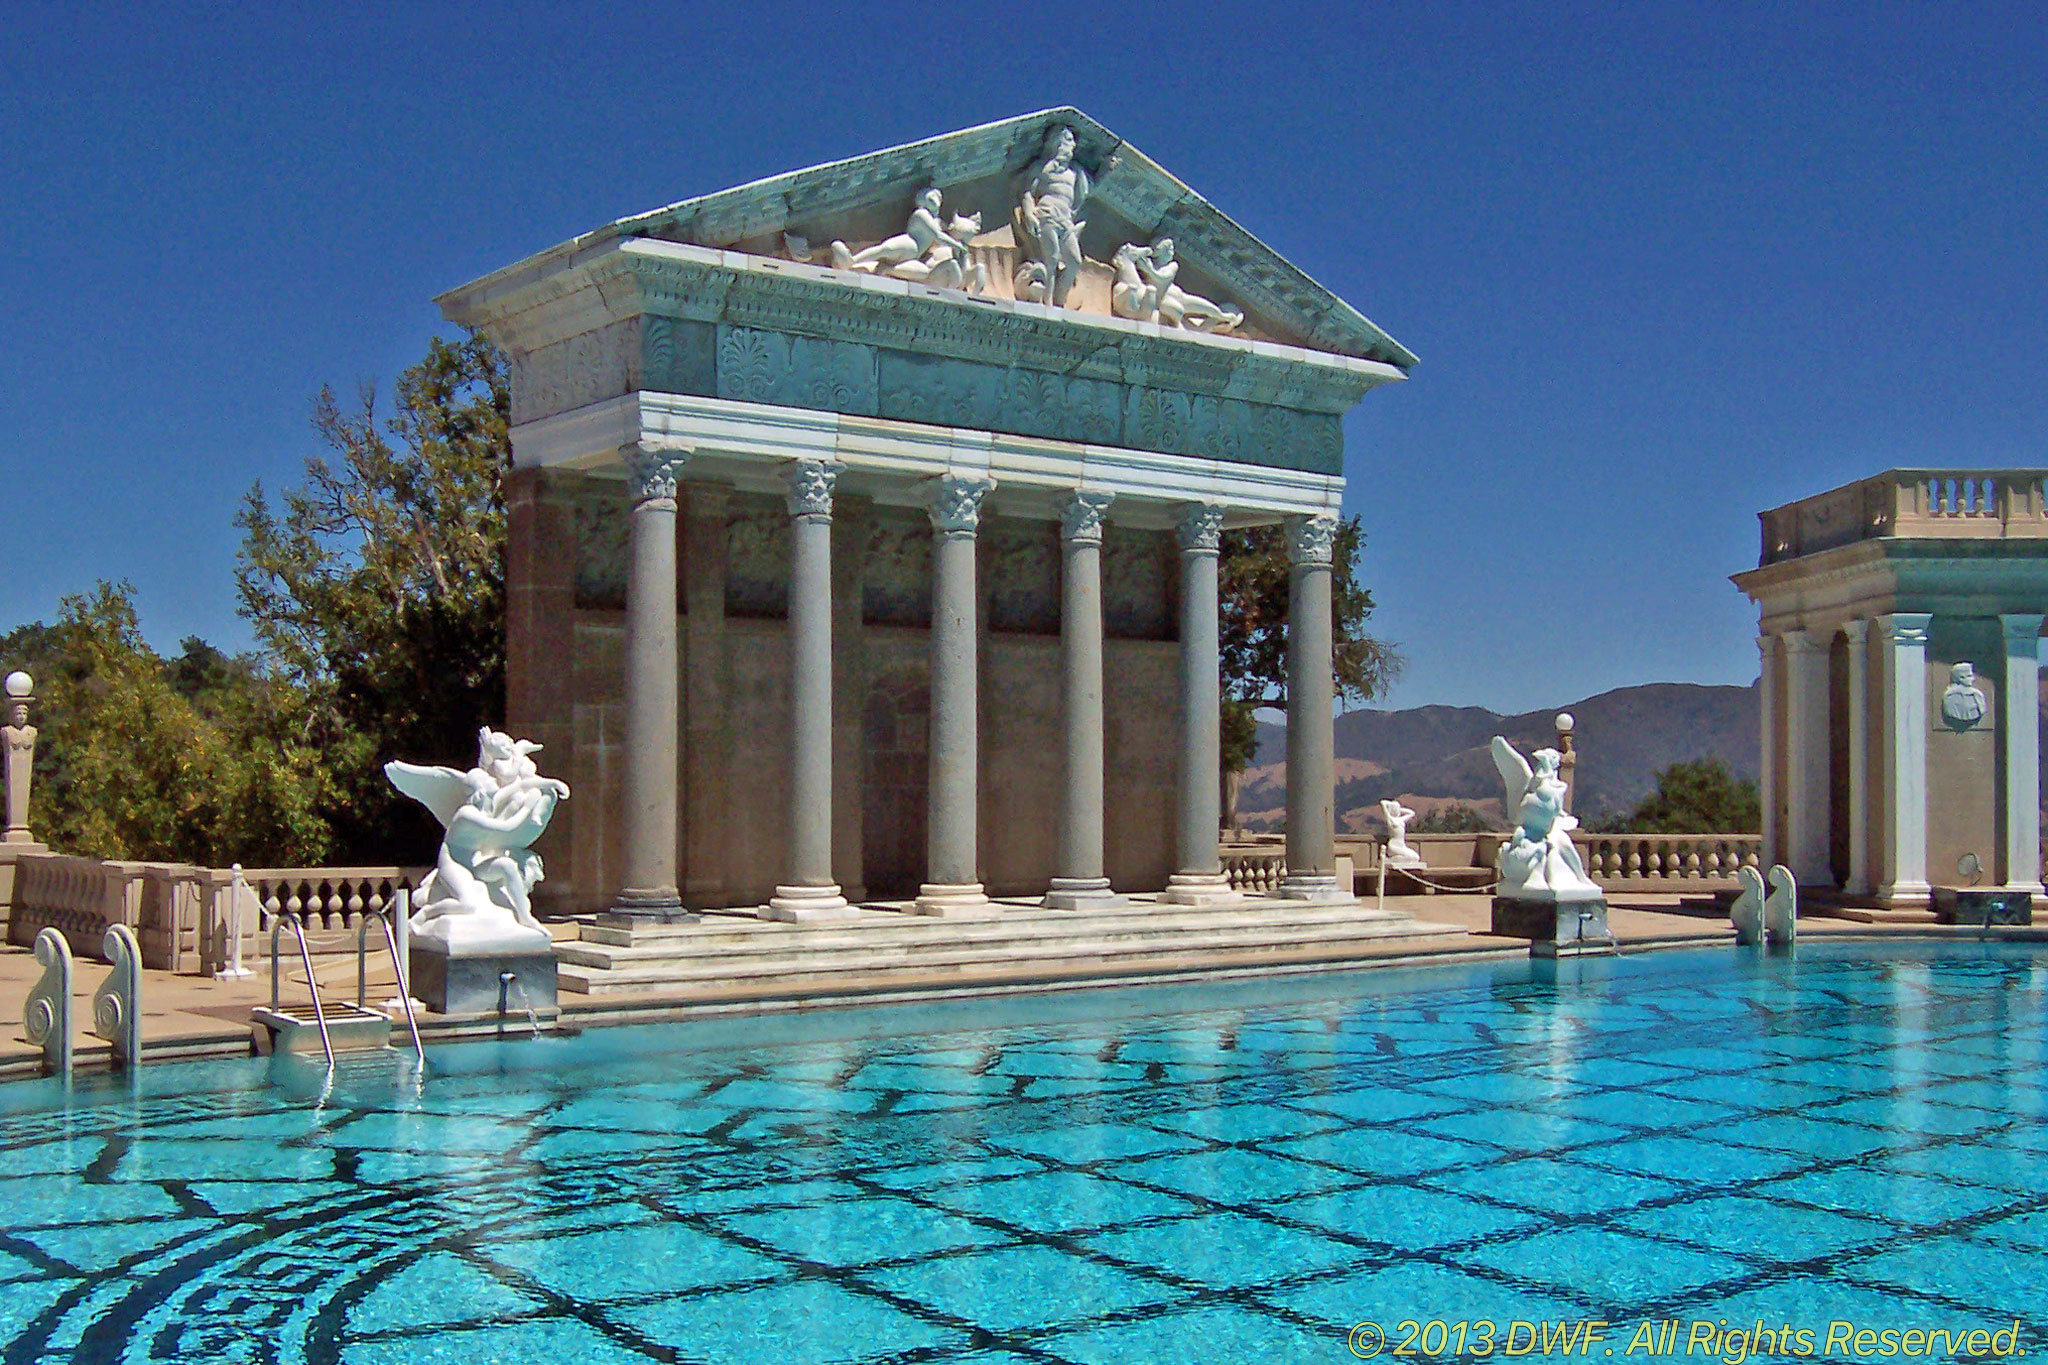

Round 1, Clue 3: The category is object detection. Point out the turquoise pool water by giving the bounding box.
[1,944,2043,1363]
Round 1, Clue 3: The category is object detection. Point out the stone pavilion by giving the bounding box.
[436,109,1415,922]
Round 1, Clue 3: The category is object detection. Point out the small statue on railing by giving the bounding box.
[1380,799,1424,868]
[386,729,569,951]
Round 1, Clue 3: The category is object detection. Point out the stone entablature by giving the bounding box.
[1759,469,2048,566]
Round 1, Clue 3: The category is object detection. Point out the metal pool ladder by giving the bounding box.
[357,904,424,1062]
[270,911,334,1069]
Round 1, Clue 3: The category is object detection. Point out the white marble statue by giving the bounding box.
[830,188,986,294]
[1489,736,1602,900]
[1942,661,1986,729]
[1110,239,1244,334]
[1729,863,1765,945]
[1380,799,1423,867]
[386,728,570,952]
[1762,864,1797,946]
[1012,125,1091,306]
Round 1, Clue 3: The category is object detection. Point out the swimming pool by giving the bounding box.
[1,943,2042,1363]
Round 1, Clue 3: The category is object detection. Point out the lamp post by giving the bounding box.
[1554,712,1576,814]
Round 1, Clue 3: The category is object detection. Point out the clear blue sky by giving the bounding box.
[3,2,2043,714]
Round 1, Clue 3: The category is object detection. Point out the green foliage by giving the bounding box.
[1217,514,1399,775]
[235,334,512,861]
[1600,758,1761,834]
[1410,802,1494,834]
[0,583,333,863]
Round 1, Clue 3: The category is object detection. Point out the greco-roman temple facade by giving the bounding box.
[438,109,1415,924]
[1734,470,2048,912]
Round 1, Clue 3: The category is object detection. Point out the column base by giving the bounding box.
[1042,877,1126,911]
[1158,872,1242,906]
[604,887,697,926]
[763,885,856,923]
[1876,880,1932,909]
[1276,872,1351,904]
[912,883,998,919]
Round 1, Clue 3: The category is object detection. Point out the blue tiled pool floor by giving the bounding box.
[1,944,2042,1362]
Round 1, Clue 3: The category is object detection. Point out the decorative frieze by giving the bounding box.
[716,326,878,416]
[511,318,642,425]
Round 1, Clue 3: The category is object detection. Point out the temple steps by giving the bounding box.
[554,898,1467,996]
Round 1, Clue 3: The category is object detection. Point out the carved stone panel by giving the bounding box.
[715,326,878,415]
[877,353,1122,444]
[572,495,628,611]
[983,519,1059,635]
[1104,527,1174,640]
[725,493,791,618]
[863,505,934,626]
[511,318,643,425]
[1125,388,1342,474]
[641,316,718,397]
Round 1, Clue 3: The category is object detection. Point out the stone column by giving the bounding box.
[1843,620,1872,895]
[1878,612,1932,907]
[609,443,691,924]
[1161,505,1239,905]
[1782,628,1832,885]
[767,460,854,923]
[1757,634,1780,867]
[681,484,731,908]
[2001,613,2044,896]
[914,474,996,918]
[1279,515,1344,901]
[1045,491,1122,910]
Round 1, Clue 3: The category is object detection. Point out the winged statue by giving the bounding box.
[387,728,569,951]
[1489,736,1601,899]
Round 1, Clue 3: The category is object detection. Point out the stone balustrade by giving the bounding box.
[1220,844,1285,894]
[1576,834,1761,890]
[1760,469,2048,565]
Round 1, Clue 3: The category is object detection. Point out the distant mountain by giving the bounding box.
[1237,682,1761,832]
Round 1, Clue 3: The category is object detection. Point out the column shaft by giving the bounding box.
[1878,613,1932,906]
[768,461,852,922]
[1279,515,1343,901]
[1161,505,1239,905]
[1046,492,1121,909]
[611,444,689,923]
[1782,629,1832,885]
[2002,614,2043,895]
[1843,620,1872,895]
[915,475,995,917]
[1757,635,1780,868]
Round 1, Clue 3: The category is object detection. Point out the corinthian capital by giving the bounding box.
[927,474,995,538]
[1058,490,1115,546]
[1287,514,1338,567]
[785,459,845,523]
[623,442,689,504]
[1176,503,1225,555]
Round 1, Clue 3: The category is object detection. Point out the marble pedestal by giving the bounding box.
[1932,888,2034,927]
[1492,893,1616,957]
[409,937,559,1015]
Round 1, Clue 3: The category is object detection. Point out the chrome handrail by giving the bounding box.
[269,910,334,1069]
[357,909,423,1062]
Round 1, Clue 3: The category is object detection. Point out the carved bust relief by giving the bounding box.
[1942,661,1987,730]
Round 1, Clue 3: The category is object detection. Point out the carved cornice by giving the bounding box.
[623,443,689,504]
[785,459,844,523]
[1177,504,1225,555]
[1287,514,1338,567]
[927,475,995,538]
[1058,491,1115,546]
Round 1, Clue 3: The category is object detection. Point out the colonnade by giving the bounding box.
[605,442,1346,923]
[1760,612,2043,904]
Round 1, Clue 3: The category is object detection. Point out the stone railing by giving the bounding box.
[1221,843,1285,894]
[1576,834,1760,891]
[5,854,425,973]
[1760,469,2048,565]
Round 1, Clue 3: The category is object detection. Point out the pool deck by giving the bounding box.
[1,894,2036,1080]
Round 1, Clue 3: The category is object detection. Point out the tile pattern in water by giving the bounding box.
[0,945,2043,1363]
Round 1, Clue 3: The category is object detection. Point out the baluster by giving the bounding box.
[1684,847,1702,879]
[1624,843,1641,878]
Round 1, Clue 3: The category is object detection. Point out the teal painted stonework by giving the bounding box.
[642,318,1343,475]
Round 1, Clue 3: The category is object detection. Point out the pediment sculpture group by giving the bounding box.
[804,125,1243,335]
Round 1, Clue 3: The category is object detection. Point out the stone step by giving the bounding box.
[573,899,1402,951]
[558,904,1417,968]
[556,917,1462,994]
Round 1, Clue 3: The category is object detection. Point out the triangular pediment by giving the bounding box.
[581,109,1413,367]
